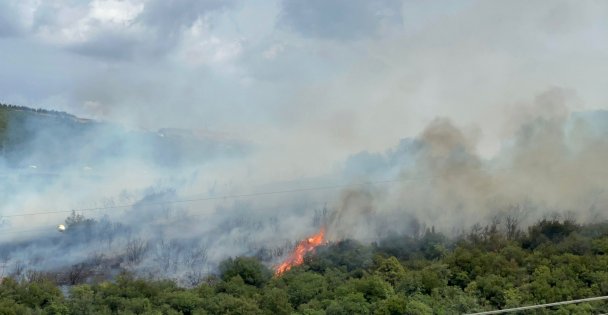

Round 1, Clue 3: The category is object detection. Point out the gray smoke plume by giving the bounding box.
[324,89,607,243]
[0,88,607,285]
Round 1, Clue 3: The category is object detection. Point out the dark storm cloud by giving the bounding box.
[278,0,403,40]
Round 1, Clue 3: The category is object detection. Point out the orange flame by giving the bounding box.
[274,227,325,276]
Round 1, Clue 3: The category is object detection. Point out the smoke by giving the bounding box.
[323,88,608,243]
[1,1,608,287]
[1,88,607,285]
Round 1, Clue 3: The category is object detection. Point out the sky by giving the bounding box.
[2,1,608,275]
[2,0,608,178]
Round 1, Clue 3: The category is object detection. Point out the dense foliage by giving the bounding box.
[0,219,607,314]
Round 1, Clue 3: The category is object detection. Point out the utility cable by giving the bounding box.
[464,295,608,314]
[4,169,500,219]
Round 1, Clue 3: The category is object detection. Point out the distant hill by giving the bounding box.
[0,103,249,170]
[1,103,96,154]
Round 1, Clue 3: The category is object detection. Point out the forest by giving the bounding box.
[3,0,608,313]
[1,217,607,314]
[2,103,607,314]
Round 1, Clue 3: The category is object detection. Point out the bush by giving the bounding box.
[219,257,272,288]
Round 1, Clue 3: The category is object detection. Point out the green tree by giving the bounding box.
[203,293,263,315]
[68,285,99,315]
[219,257,271,288]
[260,287,293,315]
[338,275,393,303]
[284,272,327,307]
[373,294,408,315]
[374,256,406,286]
[161,291,202,314]
[404,300,433,315]
[326,293,370,315]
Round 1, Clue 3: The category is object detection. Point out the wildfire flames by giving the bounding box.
[274,227,325,276]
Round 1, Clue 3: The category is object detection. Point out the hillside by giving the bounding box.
[2,103,608,314]
[0,103,248,169]
[0,103,88,145]
[1,218,607,314]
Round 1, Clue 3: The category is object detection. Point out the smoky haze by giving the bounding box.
[1,88,607,285]
[0,1,608,286]
[327,89,608,242]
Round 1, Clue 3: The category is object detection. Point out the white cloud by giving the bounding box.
[22,0,235,60]
[33,1,144,46]
[174,18,243,67]
[89,0,144,24]
[180,36,243,66]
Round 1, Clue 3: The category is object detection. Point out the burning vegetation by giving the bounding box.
[274,227,326,276]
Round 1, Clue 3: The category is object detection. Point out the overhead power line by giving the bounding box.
[0,171,479,236]
[0,200,330,236]
[464,295,608,314]
[3,159,604,221]
[2,171,469,219]
[0,166,521,225]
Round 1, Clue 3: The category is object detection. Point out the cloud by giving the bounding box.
[0,9,20,37]
[68,30,144,60]
[174,19,243,67]
[0,1,33,37]
[2,0,608,170]
[137,0,236,38]
[278,0,403,40]
[262,43,285,60]
[25,0,237,60]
